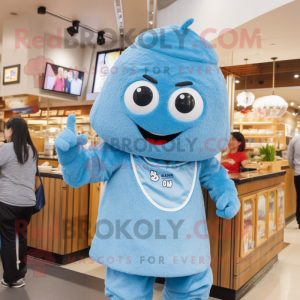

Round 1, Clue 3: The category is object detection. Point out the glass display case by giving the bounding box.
[277,184,285,230]
[267,188,277,237]
[256,191,268,246]
[240,195,256,258]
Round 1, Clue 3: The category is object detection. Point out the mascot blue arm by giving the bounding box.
[55,114,124,188]
[199,157,240,219]
[56,114,240,218]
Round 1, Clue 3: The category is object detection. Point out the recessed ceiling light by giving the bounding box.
[270,44,275,47]
[10,12,18,15]
[235,80,240,83]
[291,102,294,106]
[295,74,299,78]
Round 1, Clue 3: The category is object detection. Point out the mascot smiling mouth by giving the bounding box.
[137,125,181,145]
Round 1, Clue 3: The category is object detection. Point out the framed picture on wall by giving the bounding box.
[240,195,256,258]
[267,188,277,237]
[3,64,20,85]
[256,191,268,246]
[277,184,285,230]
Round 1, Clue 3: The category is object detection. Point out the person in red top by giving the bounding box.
[221,132,249,174]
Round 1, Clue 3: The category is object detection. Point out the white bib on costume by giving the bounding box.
[130,154,197,212]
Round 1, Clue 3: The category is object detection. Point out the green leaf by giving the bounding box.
[259,144,276,161]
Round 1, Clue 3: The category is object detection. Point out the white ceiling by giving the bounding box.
[213,0,300,67]
[1,0,300,106]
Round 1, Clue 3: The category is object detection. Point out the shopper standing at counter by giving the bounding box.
[287,135,300,231]
[0,117,37,288]
[221,132,249,174]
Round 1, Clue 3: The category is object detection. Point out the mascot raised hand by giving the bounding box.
[55,18,240,300]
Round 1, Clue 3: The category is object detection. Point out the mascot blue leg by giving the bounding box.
[162,268,213,300]
[105,267,156,300]
[105,267,212,300]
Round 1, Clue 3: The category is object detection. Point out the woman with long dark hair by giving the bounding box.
[0,116,38,288]
[221,132,249,174]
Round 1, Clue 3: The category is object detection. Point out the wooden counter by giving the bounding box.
[38,154,59,167]
[207,170,286,300]
[27,172,89,260]
[33,157,289,293]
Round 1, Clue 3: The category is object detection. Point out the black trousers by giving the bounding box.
[0,201,34,284]
[295,175,300,224]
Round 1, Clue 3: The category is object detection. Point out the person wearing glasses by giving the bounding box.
[0,117,38,288]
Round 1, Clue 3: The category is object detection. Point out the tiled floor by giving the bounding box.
[240,218,300,300]
[63,219,300,300]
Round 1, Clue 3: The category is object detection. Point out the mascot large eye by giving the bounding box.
[124,81,159,114]
[168,88,204,121]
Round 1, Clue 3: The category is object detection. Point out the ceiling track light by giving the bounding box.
[67,20,80,37]
[37,6,113,40]
[97,31,105,46]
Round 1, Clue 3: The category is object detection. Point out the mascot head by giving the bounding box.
[90,18,229,161]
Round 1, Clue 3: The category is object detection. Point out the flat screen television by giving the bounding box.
[92,49,125,94]
[43,63,84,96]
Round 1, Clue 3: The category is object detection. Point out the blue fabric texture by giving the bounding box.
[105,266,213,300]
[89,18,230,162]
[55,18,241,300]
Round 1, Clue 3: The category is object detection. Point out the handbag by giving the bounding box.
[33,170,46,214]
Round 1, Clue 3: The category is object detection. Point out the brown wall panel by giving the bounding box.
[28,177,89,255]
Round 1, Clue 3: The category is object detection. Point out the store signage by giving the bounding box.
[12,107,35,114]
[30,111,41,117]
[66,110,81,116]
[5,95,39,115]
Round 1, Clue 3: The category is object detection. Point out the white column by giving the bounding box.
[226,74,236,133]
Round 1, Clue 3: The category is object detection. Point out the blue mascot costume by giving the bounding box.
[55,19,241,300]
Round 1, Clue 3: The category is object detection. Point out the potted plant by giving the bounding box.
[259,144,281,172]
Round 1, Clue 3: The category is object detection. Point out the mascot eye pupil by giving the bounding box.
[133,86,153,106]
[175,93,195,113]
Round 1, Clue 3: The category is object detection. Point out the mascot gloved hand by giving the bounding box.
[56,18,240,300]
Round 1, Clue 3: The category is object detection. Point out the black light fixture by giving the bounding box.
[97,31,105,45]
[67,21,80,37]
[37,6,46,14]
[37,7,113,42]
